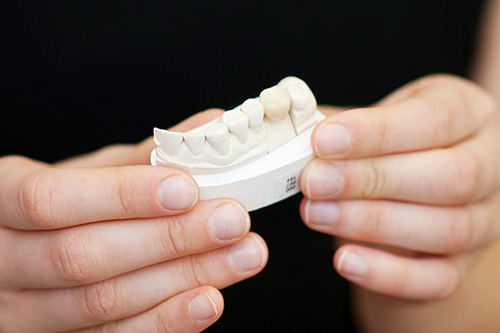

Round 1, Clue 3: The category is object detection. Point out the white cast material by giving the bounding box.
[151,76,324,211]
[151,112,324,211]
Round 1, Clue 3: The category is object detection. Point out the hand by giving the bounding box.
[300,74,500,300]
[0,110,268,332]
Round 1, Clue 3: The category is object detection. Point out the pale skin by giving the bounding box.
[0,111,268,332]
[2,4,500,333]
[300,1,500,332]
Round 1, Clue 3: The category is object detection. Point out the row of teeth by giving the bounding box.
[154,96,265,156]
[154,76,317,164]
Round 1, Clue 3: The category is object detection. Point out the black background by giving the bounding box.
[2,1,484,331]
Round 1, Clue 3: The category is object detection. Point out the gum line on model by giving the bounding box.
[151,76,325,211]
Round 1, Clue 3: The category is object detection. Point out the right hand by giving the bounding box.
[0,111,268,332]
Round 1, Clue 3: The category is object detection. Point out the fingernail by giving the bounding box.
[306,162,344,198]
[227,236,265,272]
[208,203,250,241]
[305,200,339,226]
[315,122,351,156]
[338,250,367,278]
[188,291,218,322]
[157,175,198,211]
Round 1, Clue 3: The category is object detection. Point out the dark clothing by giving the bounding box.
[2,1,484,331]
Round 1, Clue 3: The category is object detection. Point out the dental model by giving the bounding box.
[151,76,325,211]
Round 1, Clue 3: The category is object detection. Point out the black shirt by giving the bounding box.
[2,1,484,331]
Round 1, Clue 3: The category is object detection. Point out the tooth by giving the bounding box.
[278,76,317,133]
[241,99,264,129]
[278,76,316,112]
[205,123,230,155]
[154,128,183,155]
[259,86,291,122]
[222,110,248,142]
[183,132,205,155]
[286,84,311,110]
[278,76,307,89]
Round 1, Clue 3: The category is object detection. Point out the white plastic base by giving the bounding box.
[151,113,324,211]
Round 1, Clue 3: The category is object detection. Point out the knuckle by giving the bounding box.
[447,150,482,203]
[155,305,183,333]
[426,74,463,89]
[373,115,390,155]
[20,170,59,229]
[434,100,454,136]
[446,209,473,252]
[361,158,386,198]
[83,278,120,321]
[50,229,95,284]
[156,219,189,259]
[419,74,464,93]
[114,169,137,217]
[1,155,32,167]
[420,96,454,138]
[183,254,210,287]
[358,203,385,242]
[156,311,173,333]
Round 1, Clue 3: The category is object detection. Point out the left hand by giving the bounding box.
[300,74,500,300]
[0,109,267,333]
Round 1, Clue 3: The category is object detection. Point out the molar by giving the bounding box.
[259,86,291,122]
[222,110,249,143]
[241,99,264,129]
[285,83,311,109]
[205,122,230,155]
[278,77,318,133]
[184,132,205,155]
[154,128,183,156]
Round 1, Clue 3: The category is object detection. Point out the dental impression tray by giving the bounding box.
[151,76,325,211]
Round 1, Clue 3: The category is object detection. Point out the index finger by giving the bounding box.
[0,156,199,230]
[313,75,496,159]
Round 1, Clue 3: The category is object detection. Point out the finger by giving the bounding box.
[317,105,349,117]
[79,287,223,333]
[0,156,199,230]
[301,134,496,205]
[2,199,250,289]
[301,195,500,254]
[56,109,225,168]
[55,142,154,169]
[312,75,495,159]
[333,243,477,300]
[17,234,266,331]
